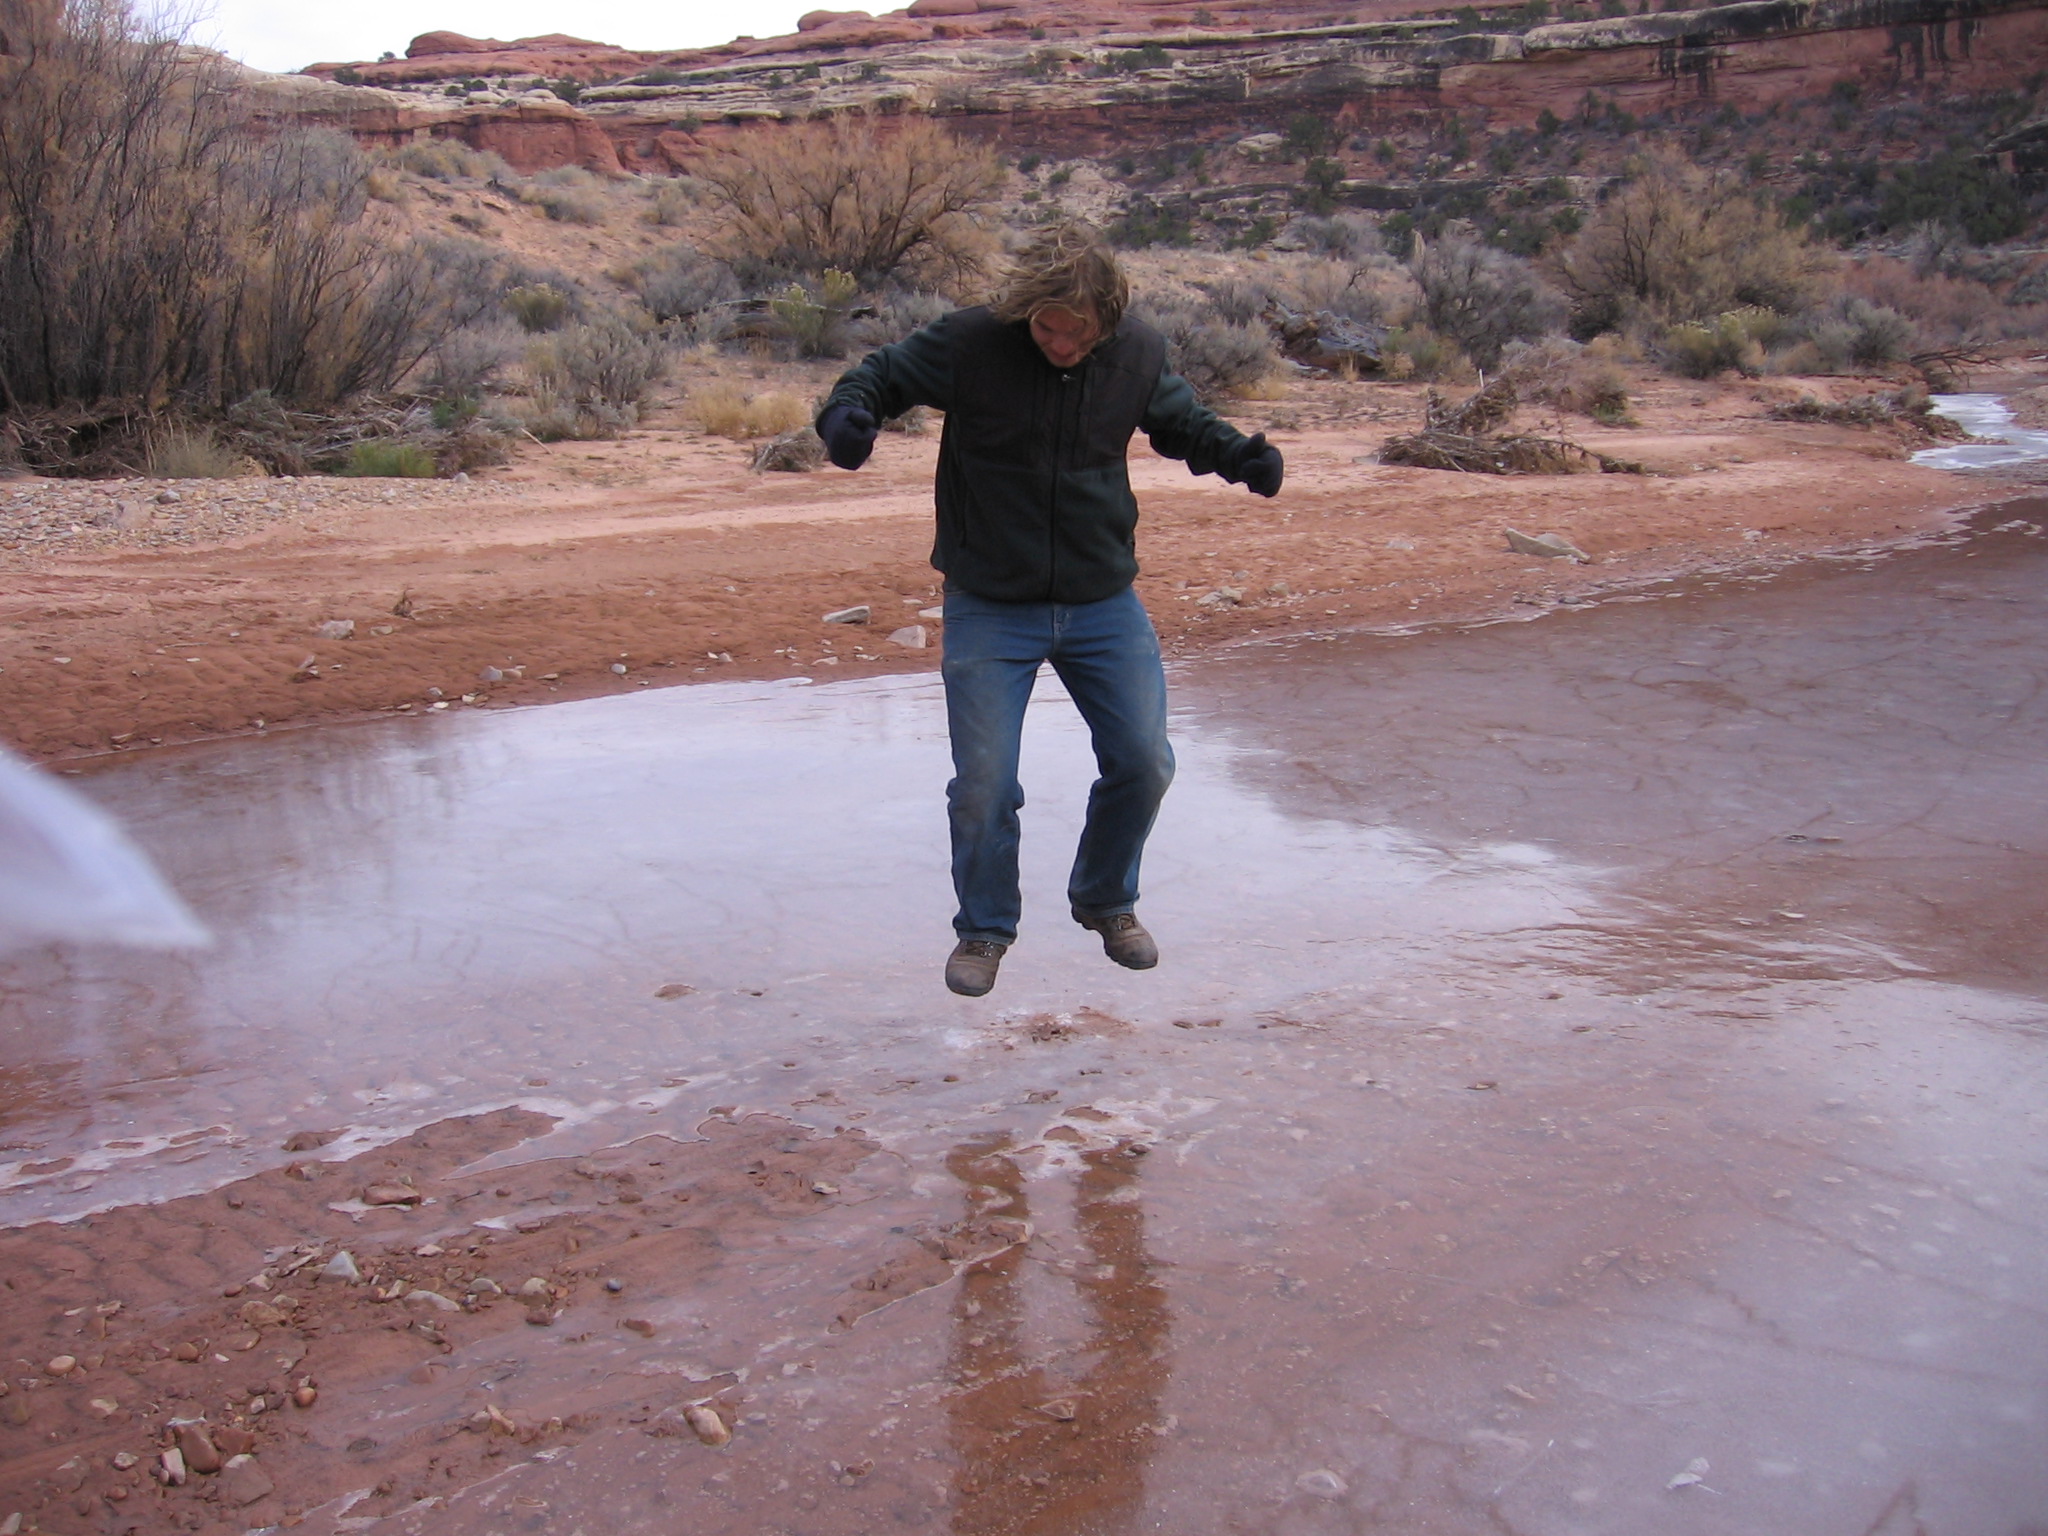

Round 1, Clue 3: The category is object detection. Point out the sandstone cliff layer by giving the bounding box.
[254,0,2046,174]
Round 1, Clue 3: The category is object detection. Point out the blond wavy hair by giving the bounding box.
[989,222,1130,334]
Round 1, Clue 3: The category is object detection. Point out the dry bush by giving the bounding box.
[688,384,810,440]
[1841,255,2031,348]
[1132,294,1278,403]
[860,286,950,346]
[1657,308,1784,378]
[523,167,607,226]
[689,114,1002,286]
[421,322,526,399]
[643,178,699,227]
[393,139,510,182]
[0,0,501,444]
[1413,236,1566,368]
[1282,255,1410,327]
[1796,295,1918,373]
[526,320,668,410]
[1498,336,1632,423]
[622,247,740,322]
[1553,149,1833,332]
[505,283,574,333]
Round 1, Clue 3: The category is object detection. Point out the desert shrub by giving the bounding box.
[342,441,438,477]
[690,114,1003,285]
[1202,276,1280,327]
[1658,307,1781,378]
[1553,149,1832,332]
[688,384,810,440]
[769,269,860,358]
[644,177,698,226]
[1797,295,1917,373]
[1292,213,1381,262]
[527,319,668,410]
[864,286,951,344]
[623,246,740,322]
[145,423,248,478]
[527,183,605,225]
[1498,335,1632,421]
[0,8,501,433]
[1842,254,2024,348]
[1107,194,1195,249]
[363,167,407,203]
[394,139,508,182]
[505,283,574,333]
[1133,295,1278,403]
[1379,326,1462,381]
[421,322,525,398]
[1282,256,1409,327]
[1412,236,1566,368]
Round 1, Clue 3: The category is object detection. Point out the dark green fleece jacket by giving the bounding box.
[819,306,1253,604]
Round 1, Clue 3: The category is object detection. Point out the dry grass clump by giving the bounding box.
[688,384,811,440]
[144,423,254,479]
[1499,336,1633,423]
[392,140,511,182]
[514,320,668,440]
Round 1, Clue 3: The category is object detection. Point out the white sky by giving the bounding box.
[191,0,813,74]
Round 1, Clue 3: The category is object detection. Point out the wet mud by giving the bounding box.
[2,505,2046,1533]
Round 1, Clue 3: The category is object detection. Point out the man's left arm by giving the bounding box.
[1140,372,1284,497]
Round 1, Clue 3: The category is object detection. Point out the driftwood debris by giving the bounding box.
[751,426,827,473]
[1379,376,1645,477]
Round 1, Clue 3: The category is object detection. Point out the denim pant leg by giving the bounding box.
[1050,588,1176,918]
[942,592,1052,943]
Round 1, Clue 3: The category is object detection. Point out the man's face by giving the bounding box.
[1029,304,1102,369]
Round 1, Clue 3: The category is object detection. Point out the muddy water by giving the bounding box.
[5,505,2048,1533]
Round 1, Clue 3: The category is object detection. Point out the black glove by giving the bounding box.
[1225,431,1284,498]
[816,403,878,471]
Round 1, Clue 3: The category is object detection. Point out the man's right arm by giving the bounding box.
[815,316,958,470]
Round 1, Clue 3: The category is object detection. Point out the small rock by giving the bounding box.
[405,1290,462,1313]
[215,1426,257,1457]
[610,662,628,675]
[918,606,944,620]
[622,1317,657,1337]
[478,666,503,683]
[1033,1399,1077,1422]
[238,1300,285,1328]
[293,1383,318,1408]
[87,1398,119,1418]
[113,501,152,531]
[111,1451,138,1470]
[156,1447,187,1486]
[316,619,355,640]
[517,1276,551,1298]
[1296,1468,1348,1499]
[1504,528,1589,562]
[281,1128,343,1152]
[811,1181,839,1196]
[821,605,870,625]
[604,1278,624,1293]
[319,1250,362,1284]
[887,624,927,649]
[44,1355,76,1377]
[654,982,695,999]
[361,1182,421,1206]
[217,1454,274,1506]
[155,489,181,505]
[169,1342,200,1363]
[683,1404,731,1446]
[414,1243,445,1257]
[524,1306,556,1327]
[173,1423,221,1474]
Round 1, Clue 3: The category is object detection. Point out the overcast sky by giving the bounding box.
[192,0,813,73]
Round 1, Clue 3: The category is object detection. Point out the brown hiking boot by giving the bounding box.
[1072,909,1158,970]
[945,938,1008,997]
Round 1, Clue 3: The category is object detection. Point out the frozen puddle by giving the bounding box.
[2,504,2046,1532]
[1914,392,2048,469]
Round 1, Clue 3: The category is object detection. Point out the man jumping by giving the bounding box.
[816,225,1284,996]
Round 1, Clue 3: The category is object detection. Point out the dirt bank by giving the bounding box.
[0,368,2019,762]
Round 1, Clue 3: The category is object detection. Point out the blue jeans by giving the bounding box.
[942,585,1176,944]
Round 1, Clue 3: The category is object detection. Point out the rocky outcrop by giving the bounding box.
[263,0,2048,175]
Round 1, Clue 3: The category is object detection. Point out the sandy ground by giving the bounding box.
[3,365,2031,763]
